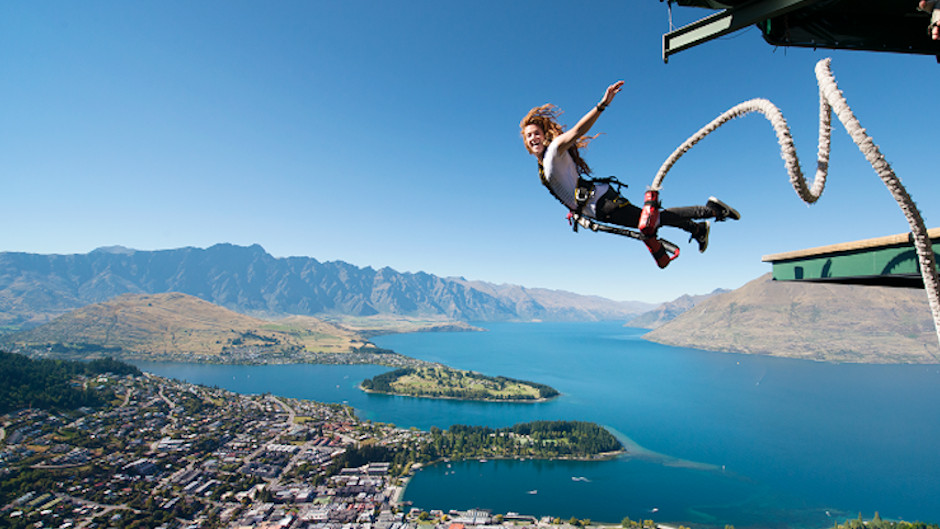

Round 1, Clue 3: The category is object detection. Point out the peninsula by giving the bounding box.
[407,421,625,464]
[360,366,560,402]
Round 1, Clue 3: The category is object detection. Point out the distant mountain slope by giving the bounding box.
[1,292,373,363]
[449,279,656,321]
[0,244,646,331]
[644,274,940,364]
[627,288,730,329]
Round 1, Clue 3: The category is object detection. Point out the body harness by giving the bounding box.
[537,154,680,269]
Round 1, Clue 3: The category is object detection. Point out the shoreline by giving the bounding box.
[392,451,627,513]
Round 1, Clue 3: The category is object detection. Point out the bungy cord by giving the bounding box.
[650,58,940,350]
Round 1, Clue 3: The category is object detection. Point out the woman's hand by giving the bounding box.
[599,80,624,109]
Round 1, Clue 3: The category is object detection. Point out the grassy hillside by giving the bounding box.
[644,274,940,364]
[321,314,483,337]
[0,292,375,364]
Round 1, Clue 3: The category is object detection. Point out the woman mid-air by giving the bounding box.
[520,80,740,256]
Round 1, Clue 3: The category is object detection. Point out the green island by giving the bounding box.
[360,365,560,402]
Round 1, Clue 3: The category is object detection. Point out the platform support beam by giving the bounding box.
[663,0,823,62]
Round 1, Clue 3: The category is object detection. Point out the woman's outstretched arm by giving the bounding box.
[553,80,624,153]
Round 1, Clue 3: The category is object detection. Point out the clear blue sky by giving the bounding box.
[2,1,938,303]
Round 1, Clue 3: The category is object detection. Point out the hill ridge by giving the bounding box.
[643,274,940,364]
[0,292,376,364]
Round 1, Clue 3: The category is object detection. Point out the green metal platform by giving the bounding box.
[762,228,940,288]
[663,0,940,62]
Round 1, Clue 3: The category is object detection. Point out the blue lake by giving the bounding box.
[134,321,940,529]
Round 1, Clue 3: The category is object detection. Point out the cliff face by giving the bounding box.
[643,274,940,364]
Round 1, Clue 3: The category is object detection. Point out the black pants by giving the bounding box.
[594,188,715,234]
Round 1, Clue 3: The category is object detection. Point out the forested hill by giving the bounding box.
[0,244,651,331]
[0,351,140,414]
[423,421,623,461]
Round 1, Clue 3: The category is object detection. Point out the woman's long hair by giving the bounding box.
[520,103,594,176]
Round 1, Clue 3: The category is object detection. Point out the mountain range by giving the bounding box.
[4,245,938,365]
[0,244,652,332]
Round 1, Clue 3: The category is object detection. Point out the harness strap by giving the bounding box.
[538,159,626,223]
[590,176,628,195]
[538,162,591,217]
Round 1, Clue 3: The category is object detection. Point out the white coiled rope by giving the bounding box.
[652,58,940,349]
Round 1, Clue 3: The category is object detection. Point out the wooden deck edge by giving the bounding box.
[762,227,940,262]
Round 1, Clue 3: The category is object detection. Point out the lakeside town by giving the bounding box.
[0,370,652,529]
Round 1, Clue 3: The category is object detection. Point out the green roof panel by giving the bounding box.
[763,229,940,288]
